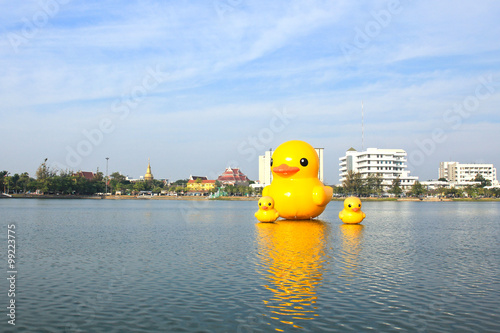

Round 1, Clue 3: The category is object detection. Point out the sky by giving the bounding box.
[1,0,499,184]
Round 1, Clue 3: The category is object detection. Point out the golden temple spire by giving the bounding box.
[145,158,153,181]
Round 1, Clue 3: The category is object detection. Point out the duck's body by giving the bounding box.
[255,196,280,222]
[339,196,366,224]
[263,140,333,220]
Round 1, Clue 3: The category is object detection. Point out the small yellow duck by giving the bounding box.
[255,196,280,222]
[339,196,366,224]
[263,140,333,220]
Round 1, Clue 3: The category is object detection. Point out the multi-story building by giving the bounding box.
[339,147,418,190]
[258,148,324,187]
[439,162,498,185]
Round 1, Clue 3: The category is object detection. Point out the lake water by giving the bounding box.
[1,199,499,332]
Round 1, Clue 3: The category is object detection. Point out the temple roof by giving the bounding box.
[217,167,250,184]
[75,171,95,180]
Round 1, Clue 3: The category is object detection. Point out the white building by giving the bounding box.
[439,162,498,185]
[420,180,481,190]
[258,148,324,187]
[339,147,419,190]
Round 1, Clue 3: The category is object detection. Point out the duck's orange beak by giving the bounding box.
[352,207,359,212]
[273,164,300,177]
[262,206,268,210]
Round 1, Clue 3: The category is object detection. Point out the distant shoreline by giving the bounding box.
[5,194,500,202]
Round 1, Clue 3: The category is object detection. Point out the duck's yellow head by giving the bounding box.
[271,140,319,179]
[344,196,362,212]
[258,196,275,211]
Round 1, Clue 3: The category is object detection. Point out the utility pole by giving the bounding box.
[105,157,109,195]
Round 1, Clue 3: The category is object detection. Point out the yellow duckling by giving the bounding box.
[263,140,333,220]
[255,196,280,222]
[339,196,366,224]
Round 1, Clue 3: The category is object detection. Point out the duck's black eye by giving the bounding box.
[348,204,351,208]
[300,158,308,167]
[259,202,262,206]
[268,202,271,206]
[358,204,361,207]
[270,158,273,167]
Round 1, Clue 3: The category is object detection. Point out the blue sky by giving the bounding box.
[1,0,499,184]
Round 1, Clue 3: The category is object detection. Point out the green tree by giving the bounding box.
[474,173,491,187]
[172,179,188,186]
[18,172,31,193]
[134,181,146,192]
[3,175,12,194]
[342,171,363,196]
[365,173,383,196]
[409,181,425,197]
[36,159,57,194]
[464,185,478,198]
[444,187,463,198]
[332,185,344,196]
[388,176,402,197]
[11,173,20,193]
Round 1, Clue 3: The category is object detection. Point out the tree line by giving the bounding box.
[1,160,106,195]
[1,160,260,196]
[334,171,500,198]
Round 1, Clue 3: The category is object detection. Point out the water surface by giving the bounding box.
[1,199,499,332]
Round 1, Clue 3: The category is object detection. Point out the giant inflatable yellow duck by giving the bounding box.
[262,140,333,220]
[255,196,280,222]
[339,196,366,224]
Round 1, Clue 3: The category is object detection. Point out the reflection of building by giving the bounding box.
[217,167,250,186]
[256,221,329,328]
[339,147,418,190]
[439,161,498,185]
[144,159,153,182]
[258,148,325,187]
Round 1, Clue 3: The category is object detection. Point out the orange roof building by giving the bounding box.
[186,179,216,192]
[75,171,95,181]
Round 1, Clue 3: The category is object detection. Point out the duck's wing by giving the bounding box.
[313,185,333,206]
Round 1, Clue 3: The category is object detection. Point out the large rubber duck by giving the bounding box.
[262,140,333,220]
[339,196,366,224]
[255,196,280,222]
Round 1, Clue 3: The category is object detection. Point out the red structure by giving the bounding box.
[217,167,250,186]
[75,171,95,180]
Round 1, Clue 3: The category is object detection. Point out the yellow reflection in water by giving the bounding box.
[339,224,364,280]
[256,220,329,328]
